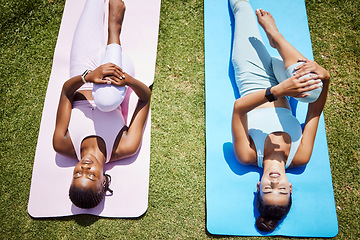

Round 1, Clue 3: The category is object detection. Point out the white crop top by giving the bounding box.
[247,107,302,168]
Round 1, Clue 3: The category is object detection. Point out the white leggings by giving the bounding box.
[70,0,134,112]
[230,0,321,103]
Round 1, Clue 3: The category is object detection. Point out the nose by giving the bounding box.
[81,165,91,170]
[271,179,279,185]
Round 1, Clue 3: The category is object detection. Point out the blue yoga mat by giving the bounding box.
[205,0,338,237]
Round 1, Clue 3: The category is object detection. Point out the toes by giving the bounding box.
[256,8,265,17]
[259,9,265,16]
[255,9,272,17]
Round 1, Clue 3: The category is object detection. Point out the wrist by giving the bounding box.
[123,72,133,86]
[265,86,278,102]
[270,85,282,99]
[81,69,90,83]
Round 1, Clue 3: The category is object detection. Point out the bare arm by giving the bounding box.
[232,99,258,165]
[53,63,126,158]
[291,60,330,166]
[52,75,83,158]
[231,68,321,165]
[110,74,151,161]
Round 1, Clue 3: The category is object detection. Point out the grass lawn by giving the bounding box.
[0,0,359,239]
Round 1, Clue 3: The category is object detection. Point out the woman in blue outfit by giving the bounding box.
[229,0,330,232]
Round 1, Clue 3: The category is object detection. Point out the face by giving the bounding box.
[257,169,292,206]
[72,156,105,192]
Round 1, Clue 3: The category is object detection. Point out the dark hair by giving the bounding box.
[69,174,113,209]
[255,191,292,232]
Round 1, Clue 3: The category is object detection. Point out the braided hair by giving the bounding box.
[255,191,292,232]
[69,173,113,209]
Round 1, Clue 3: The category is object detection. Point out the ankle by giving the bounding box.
[107,28,121,45]
[270,32,284,46]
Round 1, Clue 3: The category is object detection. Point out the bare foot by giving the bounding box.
[255,9,282,48]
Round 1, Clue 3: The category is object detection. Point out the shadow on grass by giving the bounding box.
[29,210,147,227]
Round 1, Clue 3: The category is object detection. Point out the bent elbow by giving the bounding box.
[233,147,255,165]
[125,144,140,158]
[52,137,63,154]
[52,134,59,153]
[237,155,255,165]
[233,99,243,114]
[114,143,141,160]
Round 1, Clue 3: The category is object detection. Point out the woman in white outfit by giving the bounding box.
[53,0,151,209]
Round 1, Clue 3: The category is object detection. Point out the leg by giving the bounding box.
[101,0,126,67]
[70,0,107,77]
[107,0,125,45]
[256,9,305,69]
[93,0,128,112]
[230,0,277,97]
[257,9,322,103]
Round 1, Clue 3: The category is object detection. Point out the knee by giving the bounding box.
[295,84,322,103]
[92,85,127,112]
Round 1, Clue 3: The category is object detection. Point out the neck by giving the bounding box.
[81,143,106,166]
[263,158,286,173]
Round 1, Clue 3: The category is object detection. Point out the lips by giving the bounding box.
[269,172,280,178]
[81,159,93,164]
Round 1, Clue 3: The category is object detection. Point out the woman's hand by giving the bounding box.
[85,63,126,86]
[272,71,322,99]
[294,59,330,82]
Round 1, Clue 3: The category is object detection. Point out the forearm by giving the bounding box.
[53,92,76,158]
[124,74,151,102]
[62,75,85,98]
[307,76,330,117]
[234,90,268,115]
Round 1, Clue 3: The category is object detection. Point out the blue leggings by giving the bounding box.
[230,0,321,103]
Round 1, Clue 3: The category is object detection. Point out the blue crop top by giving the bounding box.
[247,107,302,168]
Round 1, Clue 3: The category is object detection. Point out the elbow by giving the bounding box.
[125,144,140,158]
[233,99,245,115]
[291,158,310,167]
[52,132,65,154]
[114,143,140,160]
[236,155,255,165]
[141,88,152,103]
[52,137,61,154]
[233,146,255,165]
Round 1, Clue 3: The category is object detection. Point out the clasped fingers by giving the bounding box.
[280,73,321,98]
[101,63,126,80]
[294,59,330,81]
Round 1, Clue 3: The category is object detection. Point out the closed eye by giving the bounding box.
[88,173,96,180]
[73,172,82,179]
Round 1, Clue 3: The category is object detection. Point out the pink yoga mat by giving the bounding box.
[28,0,161,218]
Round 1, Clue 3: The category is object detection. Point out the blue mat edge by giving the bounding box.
[204,0,338,237]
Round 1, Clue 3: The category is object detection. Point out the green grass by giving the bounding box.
[0,0,359,239]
